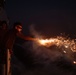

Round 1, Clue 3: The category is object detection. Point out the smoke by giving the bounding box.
[12,55,26,75]
[12,24,76,75]
[29,24,45,38]
[29,24,75,62]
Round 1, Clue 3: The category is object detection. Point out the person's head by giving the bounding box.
[0,21,8,30]
[13,22,22,32]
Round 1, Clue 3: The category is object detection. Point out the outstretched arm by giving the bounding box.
[17,32,37,41]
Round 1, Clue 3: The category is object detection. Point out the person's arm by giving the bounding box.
[17,32,36,41]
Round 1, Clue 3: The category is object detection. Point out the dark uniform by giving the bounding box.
[0,21,8,75]
[0,21,8,64]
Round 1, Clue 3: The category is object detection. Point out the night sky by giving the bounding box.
[5,0,76,37]
[4,0,76,75]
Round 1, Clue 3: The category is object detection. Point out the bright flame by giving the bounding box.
[36,36,76,52]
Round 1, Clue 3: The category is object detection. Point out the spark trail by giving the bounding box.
[36,36,76,52]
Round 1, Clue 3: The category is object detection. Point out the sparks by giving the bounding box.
[36,36,76,52]
[63,51,66,53]
[73,61,76,64]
